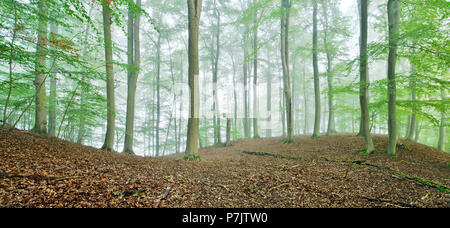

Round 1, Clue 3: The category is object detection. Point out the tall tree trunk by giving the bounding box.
[322,4,336,136]
[359,0,375,153]
[156,33,161,157]
[386,0,400,155]
[212,2,221,144]
[437,88,446,151]
[252,0,260,139]
[34,0,48,134]
[303,62,308,134]
[77,5,94,144]
[266,48,272,137]
[406,62,416,141]
[101,2,115,152]
[124,0,141,154]
[312,0,321,138]
[48,22,57,137]
[243,25,250,138]
[185,0,202,160]
[281,0,294,143]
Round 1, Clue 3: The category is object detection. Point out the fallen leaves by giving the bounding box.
[0,129,449,208]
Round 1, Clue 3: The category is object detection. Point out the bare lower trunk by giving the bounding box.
[281,0,294,143]
[226,118,232,146]
[386,0,400,155]
[101,3,115,152]
[359,0,375,153]
[124,0,141,155]
[185,0,202,160]
[312,0,321,139]
[34,0,48,135]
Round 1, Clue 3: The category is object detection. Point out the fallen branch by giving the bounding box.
[361,196,417,208]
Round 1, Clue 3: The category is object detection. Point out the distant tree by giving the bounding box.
[311,0,320,139]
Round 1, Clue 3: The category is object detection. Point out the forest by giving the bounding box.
[0,0,449,209]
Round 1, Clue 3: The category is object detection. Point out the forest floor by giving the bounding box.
[0,128,449,208]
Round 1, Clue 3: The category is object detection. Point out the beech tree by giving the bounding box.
[123,0,141,154]
[100,0,115,152]
[359,0,375,153]
[386,0,400,155]
[34,0,48,134]
[184,0,202,160]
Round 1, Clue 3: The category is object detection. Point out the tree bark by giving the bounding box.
[359,0,375,153]
[280,0,294,143]
[212,1,221,144]
[243,25,250,138]
[312,0,321,138]
[34,0,48,135]
[48,22,57,137]
[386,0,400,155]
[321,3,336,136]
[252,0,260,139]
[101,2,115,152]
[124,0,141,154]
[406,62,416,141]
[154,31,161,156]
[437,89,446,151]
[185,0,202,160]
[77,5,94,144]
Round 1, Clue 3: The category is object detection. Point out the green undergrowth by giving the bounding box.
[182,155,203,161]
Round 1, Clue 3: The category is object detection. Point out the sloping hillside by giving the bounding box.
[0,128,449,208]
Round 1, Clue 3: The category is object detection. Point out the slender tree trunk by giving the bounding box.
[77,5,94,144]
[312,0,321,138]
[303,62,308,134]
[185,0,202,160]
[322,4,336,136]
[212,2,221,144]
[252,0,260,139]
[101,2,115,152]
[156,33,161,157]
[124,0,141,154]
[406,62,416,141]
[226,118,232,146]
[34,0,48,134]
[48,22,57,137]
[281,0,294,143]
[437,89,446,151]
[266,49,272,137]
[243,25,250,138]
[2,1,17,128]
[359,0,375,153]
[386,0,400,155]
